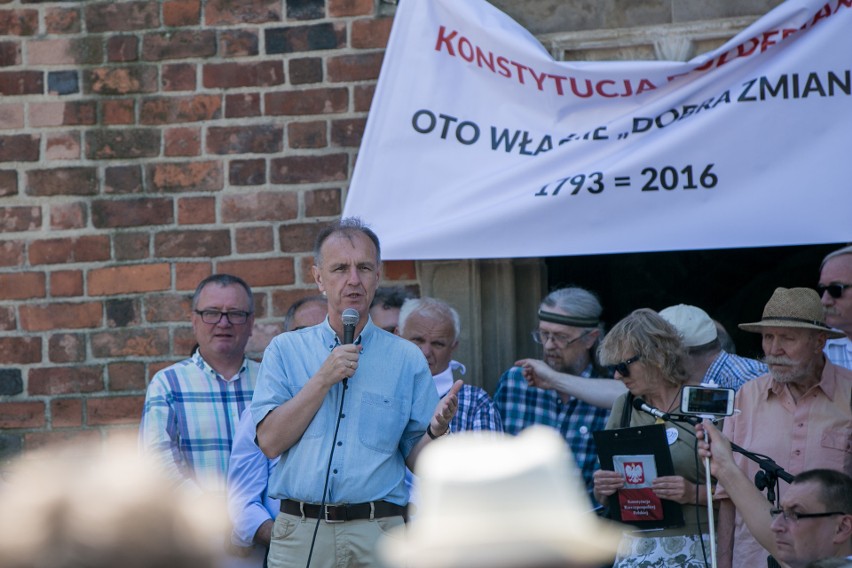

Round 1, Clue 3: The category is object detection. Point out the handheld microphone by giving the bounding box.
[631,397,672,421]
[342,308,359,345]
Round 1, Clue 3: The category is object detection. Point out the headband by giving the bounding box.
[538,309,600,328]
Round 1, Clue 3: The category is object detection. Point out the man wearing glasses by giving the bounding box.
[698,421,852,568]
[820,245,852,370]
[140,273,258,497]
[494,286,612,500]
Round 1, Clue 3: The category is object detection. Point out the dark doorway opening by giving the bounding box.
[545,243,844,360]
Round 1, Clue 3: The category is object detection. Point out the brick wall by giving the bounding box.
[0,0,417,461]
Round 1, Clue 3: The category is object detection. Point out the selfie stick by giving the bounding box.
[696,414,718,568]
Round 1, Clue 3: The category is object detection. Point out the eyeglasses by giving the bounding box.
[607,354,641,377]
[532,329,592,348]
[817,283,851,299]
[769,508,846,523]
[194,310,252,325]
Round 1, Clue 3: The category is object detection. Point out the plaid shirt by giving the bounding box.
[702,351,767,391]
[446,384,504,433]
[493,365,610,498]
[139,351,259,494]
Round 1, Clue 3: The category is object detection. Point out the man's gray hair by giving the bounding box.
[821,244,852,269]
[540,287,604,330]
[313,217,381,267]
[398,297,461,342]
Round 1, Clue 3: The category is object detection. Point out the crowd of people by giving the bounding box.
[1,218,849,568]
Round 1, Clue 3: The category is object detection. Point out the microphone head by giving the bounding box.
[631,397,646,411]
[341,308,360,327]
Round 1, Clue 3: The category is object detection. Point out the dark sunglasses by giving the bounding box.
[608,354,641,377]
[817,283,850,299]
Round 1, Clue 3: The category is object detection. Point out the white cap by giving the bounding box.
[659,304,717,347]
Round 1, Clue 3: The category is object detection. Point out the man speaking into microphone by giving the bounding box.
[251,218,461,568]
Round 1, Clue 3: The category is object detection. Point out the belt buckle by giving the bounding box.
[324,505,345,523]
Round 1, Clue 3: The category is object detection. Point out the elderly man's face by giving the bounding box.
[537,311,597,375]
[400,311,457,376]
[770,480,851,568]
[761,326,825,384]
[820,254,852,335]
[191,283,254,364]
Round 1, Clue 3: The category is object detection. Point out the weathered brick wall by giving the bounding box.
[0,0,418,460]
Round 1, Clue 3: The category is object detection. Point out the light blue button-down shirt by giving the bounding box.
[251,318,437,507]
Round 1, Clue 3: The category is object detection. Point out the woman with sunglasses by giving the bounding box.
[593,308,712,568]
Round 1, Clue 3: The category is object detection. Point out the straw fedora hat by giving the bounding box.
[738,287,844,338]
[379,426,623,568]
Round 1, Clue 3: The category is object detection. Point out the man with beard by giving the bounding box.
[494,286,611,500]
[820,245,852,370]
[716,287,852,568]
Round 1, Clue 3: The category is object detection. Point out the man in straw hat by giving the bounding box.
[378,426,623,568]
[715,287,852,568]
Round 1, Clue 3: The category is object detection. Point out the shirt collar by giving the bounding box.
[322,316,372,351]
[433,360,465,397]
[191,350,249,382]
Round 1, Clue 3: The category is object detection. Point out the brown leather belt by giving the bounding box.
[280,499,406,522]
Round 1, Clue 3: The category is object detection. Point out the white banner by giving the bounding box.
[343,0,852,260]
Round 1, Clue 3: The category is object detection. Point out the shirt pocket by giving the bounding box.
[359,391,406,454]
[820,426,852,471]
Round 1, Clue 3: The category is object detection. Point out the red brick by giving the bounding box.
[108,361,146,391]
[173,326,196,355]
[236,226,274,254]
[45,131,81,160]
[299,256,316,284]
[0,272,45,300]
[107,35,138,62]
[351,17,392,49]
[148,161,223,193]
[229,158,265,186]
[0,169,16,196]
[88,263,171,296]
[164,127,201,156]
[0,133,39,162]
[177,196,215,225]
[91,328,170,358]
[29,365,104,395]
[0,239,23,266]
[175,262,211,290]
[50,201,87,230]
[104,165,143,194]
[279,222,324,253]
[20,301,102,332]
[0,71,42,96]
[85,66,158,95]
[84,1,160,33]
[207,124,282,155]
[29,101,96,127]
[0,205,40,232]
[266,23,343,53]
[86,129,160,159]
[0,9,37,36]
[225,93,260,118]
[0,305,15,330]
[328,0,373,17]
[51,398,83,428]
[202,61,284,89]
[163,0,201,27]
[270,153,348,184]
[266,88,347,116]
[107,297,142,328]
[48,332,86,363]
[331,118,366,147]
[221,190,297,223]
[91,197,174,229]
[217,257,295,287]
[114,232,151,261]
[50,270,84,297]
[28,235,110,265]
[289,120,327,149]
[141,95,222,125]
[305,187,341,217]
[154,229,230,258]
[145,293,191,323]
[142,30,216,61]
[354,84,375,112]
[205,0,281,25]
[0,102,23,129]
[162,63,196,91]
[0,402,44,429]
[102,99,135,125]
[0,337,40,364]
[26,167,97,196]
[220,30,258,57]
[87,395,145,425]
[27,37,102,65]
[289,57,323,85]
[45,7,81,34]
[0,41,20,67]
[272,288,321,316]
[383,260,416,281]
[328,52,384,82]
[24,430,100,451]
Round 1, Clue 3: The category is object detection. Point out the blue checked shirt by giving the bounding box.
[139,350,259,494]
[825,336,852,370]
[449,384,504,433]
[702,351,767,391]
[493,365,610,499]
